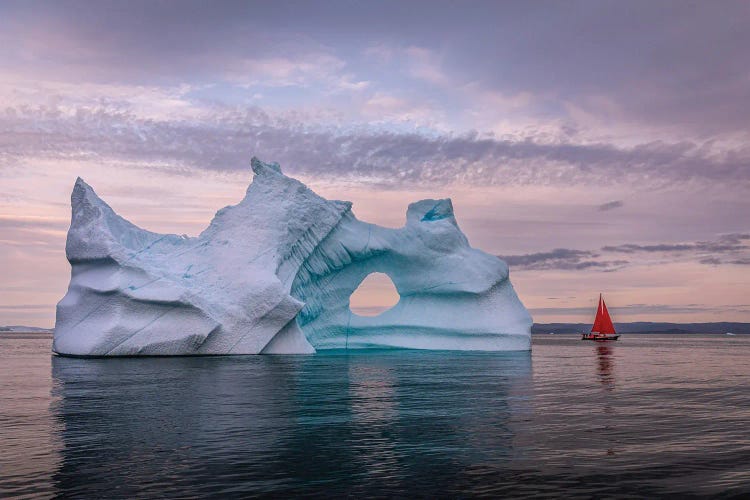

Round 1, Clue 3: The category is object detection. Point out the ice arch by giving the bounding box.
[349,272,400,317]
[290,198,532,351]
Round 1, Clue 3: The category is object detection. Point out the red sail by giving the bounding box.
[591,294,616,334]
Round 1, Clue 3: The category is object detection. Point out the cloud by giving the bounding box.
[360,92,434,121]
[435,2,750,138]
[504,233,750,272]
[0,304,51,310]
[700,256,750,266]
[2,103,750,190]
[602,233,750,256]
[499,248,628,271]
[3,0,749,141]
[598,200,623,211]
[363,44,395,63]
[699,257,722,265]
[603,243,694,253]
[0,215,68,231]
[0,1,350,87]
[2,2,750,189]
[226,53,347,88]
[403,46,449,86]
[530,303,750,317]
[0,216,69,252]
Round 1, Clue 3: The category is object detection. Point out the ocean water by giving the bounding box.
[1,334,749,498]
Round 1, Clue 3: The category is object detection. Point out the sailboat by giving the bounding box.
[581,294,620,341]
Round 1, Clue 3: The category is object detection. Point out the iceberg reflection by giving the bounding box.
[51,350,532,497]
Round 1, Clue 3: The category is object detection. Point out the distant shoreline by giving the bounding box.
[0,331,54,338]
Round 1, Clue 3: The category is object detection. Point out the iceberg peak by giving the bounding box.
[251,156,282,175]
[71,177,101,211]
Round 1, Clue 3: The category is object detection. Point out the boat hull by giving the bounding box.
[581,334,620,341]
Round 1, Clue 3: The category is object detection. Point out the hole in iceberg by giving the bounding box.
[349,272,400,317]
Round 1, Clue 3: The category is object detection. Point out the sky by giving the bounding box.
[1,0,749,327]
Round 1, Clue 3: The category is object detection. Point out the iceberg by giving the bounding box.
[53,158,531,356]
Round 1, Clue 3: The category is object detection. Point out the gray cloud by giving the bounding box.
[441,1,750,137]
[2,0,749,138]
[699,257,722,266]
[602,234,750,255]
[701,256,750,266]
[499,248,628,271]
[0,217,68,251]
[2,105,749,188]
[0,216,68,232]
[530,303,750,316]
[0,1,334,84]
[603,243,694,253]
[598,200,623,211]
[505,233,750,272]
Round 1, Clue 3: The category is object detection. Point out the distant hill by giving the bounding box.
[0,325,53,333]
[532,322,750,335]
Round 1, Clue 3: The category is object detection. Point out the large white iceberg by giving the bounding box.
[53,158,531,356]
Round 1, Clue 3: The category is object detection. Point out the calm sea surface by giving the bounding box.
[1,334,749,498]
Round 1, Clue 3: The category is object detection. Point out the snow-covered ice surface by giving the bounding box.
[53,158,531,356]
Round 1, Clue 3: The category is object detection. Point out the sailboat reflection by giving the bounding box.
[594,343,617,456]
[596,344,615,391]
